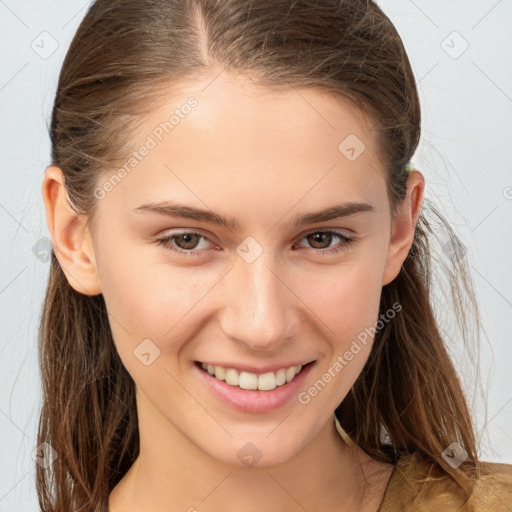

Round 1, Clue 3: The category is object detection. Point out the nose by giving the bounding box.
[218,250,299,351]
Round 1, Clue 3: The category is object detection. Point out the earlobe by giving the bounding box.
[381,170,425,286]
[41,166,102,296]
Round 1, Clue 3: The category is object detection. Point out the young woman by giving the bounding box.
[38,0,512,511]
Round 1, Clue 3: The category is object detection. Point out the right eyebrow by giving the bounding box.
[131,201,240,230]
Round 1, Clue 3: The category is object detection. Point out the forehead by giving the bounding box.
[95,73,388,222]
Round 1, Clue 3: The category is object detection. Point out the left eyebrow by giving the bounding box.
[130,200,374,230]
[291,202,374,227]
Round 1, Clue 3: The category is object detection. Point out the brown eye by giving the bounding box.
[174,233,202,250]
[295,230,355,255]
[306,232,334,249]
[155,231,214,256]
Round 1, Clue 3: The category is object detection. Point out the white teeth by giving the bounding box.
[214,366,226,381]
[239,371,258,390]
[258,372,277,391]
[275,368,286,386]
[225,368,239,386]
[200,362,304,391]
[285,366,297,383]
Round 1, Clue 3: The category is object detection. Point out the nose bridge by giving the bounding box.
[219,250,296,350]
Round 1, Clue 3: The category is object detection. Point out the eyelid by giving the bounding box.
[156,227,353,243]
[297,227,354,241]
[154,229,218,255]
[293,228,355,251]
[156,228,218,245]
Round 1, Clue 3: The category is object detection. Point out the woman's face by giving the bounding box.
[82,74,415,467]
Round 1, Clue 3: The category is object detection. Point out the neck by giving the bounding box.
[109,394,390,512]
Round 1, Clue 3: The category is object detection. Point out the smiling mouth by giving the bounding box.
[195,361,315,391]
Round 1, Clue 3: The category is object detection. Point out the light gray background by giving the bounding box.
[1,0,511,509]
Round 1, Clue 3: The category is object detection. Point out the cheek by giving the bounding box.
[294,256,384,338]
[293,262,384,409]
[95,239,223,361]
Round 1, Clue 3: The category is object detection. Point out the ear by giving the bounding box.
[41,166,102,295]
[381,170,425,286]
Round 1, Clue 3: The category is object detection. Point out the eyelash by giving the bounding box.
[155,229,355,257]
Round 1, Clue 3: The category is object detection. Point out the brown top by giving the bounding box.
[377,451,512,511]
[332,413,512,511]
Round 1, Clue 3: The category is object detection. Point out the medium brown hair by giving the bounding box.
[38,1,484,510]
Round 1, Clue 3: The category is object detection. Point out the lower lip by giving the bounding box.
[194,362,316,414]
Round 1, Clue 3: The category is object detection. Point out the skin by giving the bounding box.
[42,73,424,512]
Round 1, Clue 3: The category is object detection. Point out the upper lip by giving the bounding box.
[196,360,315,374]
